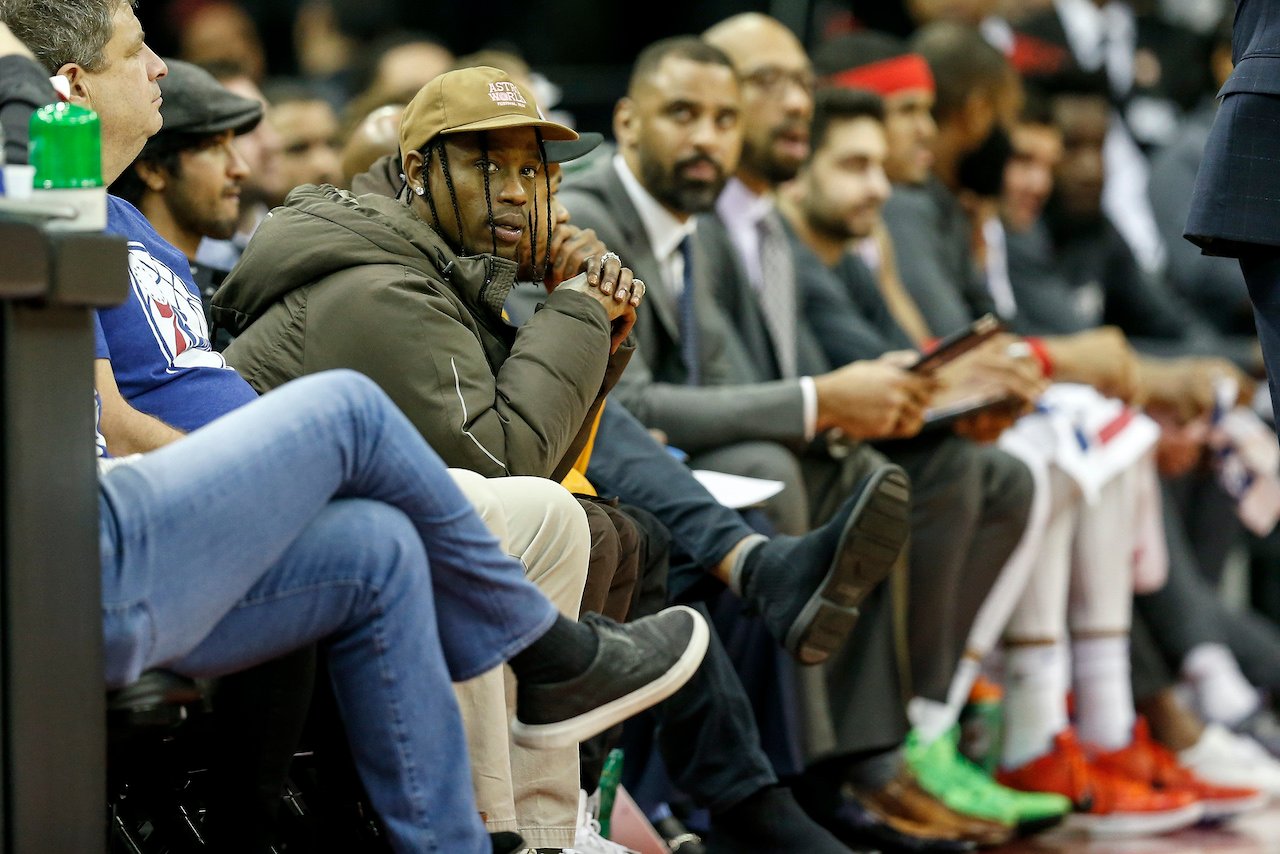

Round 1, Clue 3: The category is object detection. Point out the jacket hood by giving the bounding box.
[351,153,403,198]
[211,183,517,335]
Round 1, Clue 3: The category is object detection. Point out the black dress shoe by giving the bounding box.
[740,465,910,665]
[490,830,525,853]
[653,815,707,852]
[824,797,974,854]
[706,785,866,853]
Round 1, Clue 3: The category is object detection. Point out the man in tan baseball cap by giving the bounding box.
[213,63,657,849]
[397,66,587,265]
[398,65,578,156]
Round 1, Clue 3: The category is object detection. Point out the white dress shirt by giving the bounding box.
[612,155,696,297]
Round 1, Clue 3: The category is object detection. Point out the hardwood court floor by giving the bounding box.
[993,805,1280,854]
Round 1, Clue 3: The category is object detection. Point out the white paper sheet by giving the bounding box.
[692,469,786,510]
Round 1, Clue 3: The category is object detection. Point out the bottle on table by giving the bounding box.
[29,102,105,229]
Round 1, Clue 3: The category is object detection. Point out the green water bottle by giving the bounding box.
[29,102,107,230]
[958,677,1004,775]
[597,748,624,839]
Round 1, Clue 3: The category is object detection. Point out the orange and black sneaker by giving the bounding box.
[997,728,1203,838]
[1090,719,1267,823]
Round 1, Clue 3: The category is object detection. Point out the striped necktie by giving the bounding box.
[757,214,798,379]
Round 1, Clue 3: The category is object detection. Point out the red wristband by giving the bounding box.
[1025,337,1054,379]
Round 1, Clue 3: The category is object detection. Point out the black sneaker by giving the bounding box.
[511,606,709,750]
[743,464,910,665]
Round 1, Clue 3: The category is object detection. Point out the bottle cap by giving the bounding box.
[30,102,103,189]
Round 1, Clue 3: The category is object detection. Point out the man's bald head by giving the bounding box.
[703,12,814,190]
[341,103,402,187]
[703,12,803,64]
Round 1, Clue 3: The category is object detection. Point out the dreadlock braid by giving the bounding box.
[538,131,553,281]
[437,139,467,254]
[480,133,498,256]
[529,170,539,282]
[418,145,443,232]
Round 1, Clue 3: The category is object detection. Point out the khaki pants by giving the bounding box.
[449,471,590,849]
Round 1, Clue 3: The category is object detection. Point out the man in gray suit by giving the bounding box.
[563,41,933,536]
[561,27,1023,850]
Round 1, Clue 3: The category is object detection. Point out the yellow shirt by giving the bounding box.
[560,401,603,497]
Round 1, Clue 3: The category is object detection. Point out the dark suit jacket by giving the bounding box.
[880,180,996,336]
[700,209,920,377]
[1224,0,1280,93]
[696,212,836,383]
[557,159,810,453]
[1186,0,1280,253]
[786,226,911,370]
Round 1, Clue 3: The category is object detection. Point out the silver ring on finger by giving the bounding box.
[601,251,621,265]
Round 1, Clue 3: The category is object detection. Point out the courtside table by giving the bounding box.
[0,212,126,852]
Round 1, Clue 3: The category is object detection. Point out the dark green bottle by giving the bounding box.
[597,748,624,839]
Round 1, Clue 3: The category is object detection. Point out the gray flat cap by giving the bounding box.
[143,59,262,154]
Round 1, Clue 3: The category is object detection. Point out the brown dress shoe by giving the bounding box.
[849,768,1014,848]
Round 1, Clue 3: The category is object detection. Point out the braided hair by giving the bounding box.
[410,130,554,271]
[523,130,554,283]
[436,139,467,254]
[412,145,444,234]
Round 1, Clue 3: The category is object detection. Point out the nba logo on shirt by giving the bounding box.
[126,242,226,372]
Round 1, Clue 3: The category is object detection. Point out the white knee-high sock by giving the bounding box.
[1002,642,1070,769]
[1072,636,1135,751]
[1183,642,1260,726]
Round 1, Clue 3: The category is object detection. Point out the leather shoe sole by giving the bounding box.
[787,465,910,665]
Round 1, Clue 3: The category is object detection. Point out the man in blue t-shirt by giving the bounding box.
[13,0,257,443]
[100,196,259,431]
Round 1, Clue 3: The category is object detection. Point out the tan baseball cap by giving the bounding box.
[398,66,577,159]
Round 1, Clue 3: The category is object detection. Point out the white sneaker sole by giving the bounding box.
[510,606,711,750]
[1200,790,1270,822]
[1067,801,1204,838]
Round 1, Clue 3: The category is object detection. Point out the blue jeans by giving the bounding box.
[98,370,560,854]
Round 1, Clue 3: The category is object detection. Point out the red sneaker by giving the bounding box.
[1091,719,1267,822]
[997,729,1203,838]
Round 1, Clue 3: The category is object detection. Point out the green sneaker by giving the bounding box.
[905,727,1072,834]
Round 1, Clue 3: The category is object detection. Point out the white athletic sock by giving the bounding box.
[1072,636,1135,751]
[909,697,955,745]
[1002,642,1070,769]
[1182,642,1260,726]
[910,656,983,746]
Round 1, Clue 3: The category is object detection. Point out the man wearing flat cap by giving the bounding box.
[111,58,261,316]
